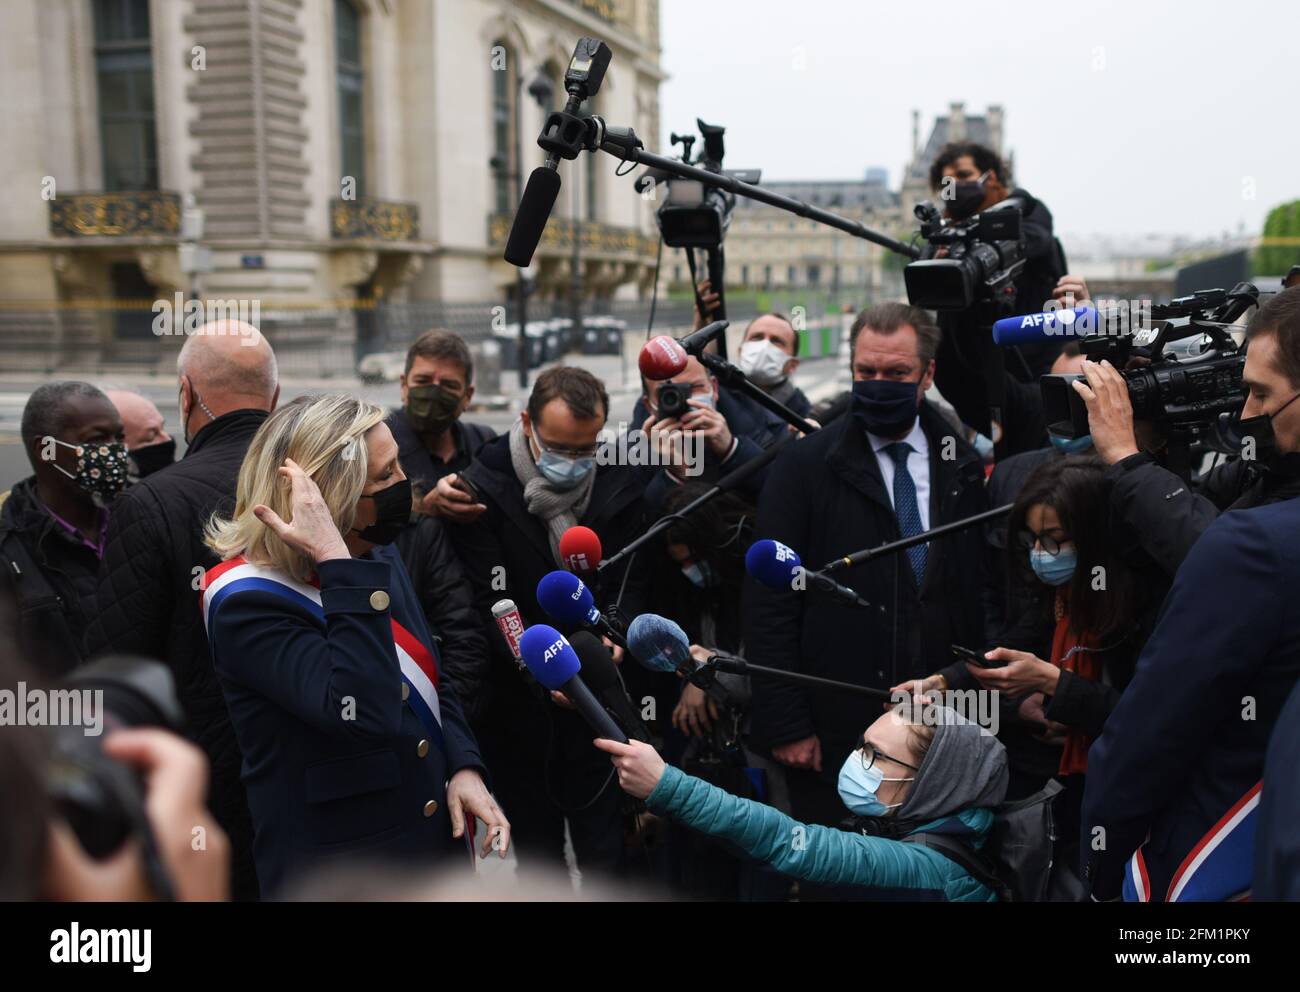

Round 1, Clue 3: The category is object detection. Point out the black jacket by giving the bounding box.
[982,446,1059,648]
[449,432,654,716]
[84,408,268,901]
[745,403,987,760]
[1105,451,1300,578]
[393,515,490,724]
[386,409,495,499]
[0,478,102,678]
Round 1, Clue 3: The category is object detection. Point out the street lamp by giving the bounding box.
[511,68,554,389]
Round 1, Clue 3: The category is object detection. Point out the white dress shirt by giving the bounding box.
[867,420,931,532]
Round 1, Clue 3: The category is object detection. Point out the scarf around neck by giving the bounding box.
[508,419,596,566]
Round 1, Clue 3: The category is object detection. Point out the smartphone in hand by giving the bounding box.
[952,644,999,669]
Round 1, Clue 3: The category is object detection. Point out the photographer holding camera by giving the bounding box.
[925,142,1067,457]
[1071,288,1300,577]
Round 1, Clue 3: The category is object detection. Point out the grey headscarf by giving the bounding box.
[509,419,595,566]
[895,705,1009,822]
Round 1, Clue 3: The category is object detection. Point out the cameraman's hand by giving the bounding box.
[692,279,722,331]
[44,729,230,902]
[1071,359,1140,464]
[1050,274,1091,309]
[681,399,734,459]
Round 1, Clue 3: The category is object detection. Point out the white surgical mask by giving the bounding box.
[738,340,790,387]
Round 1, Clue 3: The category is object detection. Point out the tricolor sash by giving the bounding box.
[202,556,446,753]
[1122,782,1260,902]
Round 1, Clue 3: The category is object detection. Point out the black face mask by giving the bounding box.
[131,438,176,478]
[852,379,921,438]
[405,384,462,435]
[945,172,988,220]
[1221,391,1300,471]
[352,477,413,545]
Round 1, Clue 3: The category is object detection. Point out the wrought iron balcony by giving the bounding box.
[49,191,181,237]
[488,213,657,259]
[330,198,420,241]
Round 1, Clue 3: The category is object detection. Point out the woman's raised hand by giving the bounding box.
[253,457,351,563]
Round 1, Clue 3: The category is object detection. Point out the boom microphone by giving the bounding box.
[519,625,627,743]
[676,319,730,357]
[570,631,649,742]
[504,167,563,267]
[536,570,628,648]
[559,525,603,573]
[638,335,688,381]
[745,539,871,609]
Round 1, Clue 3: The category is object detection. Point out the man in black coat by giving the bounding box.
[746,302,987,827]
[84,321,279,901]
[384,329,496,512]
[447,366,650,882]
[0,382,127,677]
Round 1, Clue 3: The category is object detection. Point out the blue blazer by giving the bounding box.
[204,543,486,895]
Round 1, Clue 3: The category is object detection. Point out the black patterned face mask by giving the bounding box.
[51,439,131,500]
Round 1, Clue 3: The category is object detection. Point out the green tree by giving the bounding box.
[1254,200,1300,277]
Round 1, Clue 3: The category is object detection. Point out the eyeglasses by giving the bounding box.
[858,737,920,775]
[1016,528,1070,556]
[533,433,599,460]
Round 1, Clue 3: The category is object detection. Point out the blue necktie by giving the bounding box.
[884,441,927,584]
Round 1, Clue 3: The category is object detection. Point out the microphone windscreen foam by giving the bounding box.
[569,631,619,692]
[519,625,581,690]
[745,539,803,591]
[638,335,688,381]
[536,570,595,626]
[627,613,693,674]
[559,526,603,573]
[505,167,561,267]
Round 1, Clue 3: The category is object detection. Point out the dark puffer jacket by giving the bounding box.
[0,478,102,678]
[84,409,269,901]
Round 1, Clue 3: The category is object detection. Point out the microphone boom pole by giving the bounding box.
[821,503,1014,573]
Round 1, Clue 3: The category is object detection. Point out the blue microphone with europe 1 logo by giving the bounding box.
[536,570,629,649]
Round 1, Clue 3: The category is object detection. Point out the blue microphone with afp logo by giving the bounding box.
[519,624,627,743]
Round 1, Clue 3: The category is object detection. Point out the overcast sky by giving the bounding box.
[659,0,1294,242]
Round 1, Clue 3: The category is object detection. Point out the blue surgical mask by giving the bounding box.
[837,750,913,817]
[537,449,595,490]
[1030,547,1077,586]
[690,392,716,412]
[681,561,717,588]
[1049,433,1093,454]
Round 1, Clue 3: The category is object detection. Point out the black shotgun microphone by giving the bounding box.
[504,167,562,267]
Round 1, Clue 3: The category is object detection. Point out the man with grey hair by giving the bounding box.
[86,319,278,901]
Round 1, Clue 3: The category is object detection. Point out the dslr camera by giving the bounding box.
[656,380,695,419]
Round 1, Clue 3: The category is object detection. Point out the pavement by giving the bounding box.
[0,333,853,490]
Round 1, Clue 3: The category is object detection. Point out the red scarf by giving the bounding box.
[1051,593,1101,776]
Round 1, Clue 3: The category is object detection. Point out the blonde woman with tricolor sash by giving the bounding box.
[201,394,508,894]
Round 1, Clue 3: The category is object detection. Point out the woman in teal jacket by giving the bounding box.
[596,701,1009,901]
